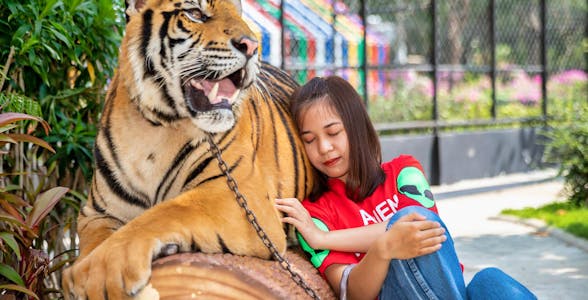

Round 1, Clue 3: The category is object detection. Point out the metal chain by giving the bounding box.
[206,134,321,300]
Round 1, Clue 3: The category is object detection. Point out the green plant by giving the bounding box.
[543,102,588,207]
[1,2,124,295]
[502,202,588,240]
[368,72,433,123]
[0,112,69,299]
[438,74,493,120]
[369,94,433,123]
[45,111,97,187]
[1,0,124,192]
[1,0,123,93]
[0,94,42,119]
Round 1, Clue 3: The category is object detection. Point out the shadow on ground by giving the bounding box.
[454,233,587,300]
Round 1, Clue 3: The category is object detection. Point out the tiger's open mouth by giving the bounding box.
[183,69,245,114]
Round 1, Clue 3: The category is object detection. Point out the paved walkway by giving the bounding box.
[432,173,588,299]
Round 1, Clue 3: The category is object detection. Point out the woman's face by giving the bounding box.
[299,99,350,183]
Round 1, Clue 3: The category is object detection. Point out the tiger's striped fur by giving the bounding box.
[62,0,313,298]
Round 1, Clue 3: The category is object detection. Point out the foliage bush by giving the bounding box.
[368,71,433,123]
[1,0,124,189]
[542,100,588,207]
[0,111,69,299]
[1,0,124,297]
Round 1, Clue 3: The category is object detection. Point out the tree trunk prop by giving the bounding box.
[139,249,336,299]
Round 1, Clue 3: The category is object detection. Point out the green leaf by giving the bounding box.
[0,264,25,286]
[0,184,23,193]
[42,43,61,61]
[0,232,21,260]
[47,25,72,48]
[21,37,40,55]
[12,23,32,43]
[40,0,59,19]
[27,187,69,228]
[0,93,42,118]
[0,124,19,134]
[0,284,39,300]
[0,135,17,144]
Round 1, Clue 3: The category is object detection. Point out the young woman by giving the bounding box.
[275,76,536,300]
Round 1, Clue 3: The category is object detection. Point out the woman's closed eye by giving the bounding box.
[327,130,342,137]
[301,134,315,144]
[324,123,344,136]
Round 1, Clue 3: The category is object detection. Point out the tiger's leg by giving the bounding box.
[62,195,127,299]
[63,187,286,300]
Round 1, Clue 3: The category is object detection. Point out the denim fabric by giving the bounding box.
[467,267,537,300]
[378,206,536,300]
[378,206,466,300]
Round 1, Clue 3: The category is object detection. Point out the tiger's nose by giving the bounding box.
[232,36,258,58]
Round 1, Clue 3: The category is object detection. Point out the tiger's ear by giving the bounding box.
[125,0,148,20]
[228,0,242,15]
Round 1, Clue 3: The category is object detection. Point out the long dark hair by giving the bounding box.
[290,76,386,202]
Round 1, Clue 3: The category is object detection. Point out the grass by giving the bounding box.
[502,202,588,240]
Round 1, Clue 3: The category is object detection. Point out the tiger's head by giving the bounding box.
[121,0,259,132]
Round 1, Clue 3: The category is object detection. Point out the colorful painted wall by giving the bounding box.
[242,0,391,95]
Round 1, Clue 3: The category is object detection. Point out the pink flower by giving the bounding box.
[549,70,587,85]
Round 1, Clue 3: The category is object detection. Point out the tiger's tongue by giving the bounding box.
[198,79,237,105]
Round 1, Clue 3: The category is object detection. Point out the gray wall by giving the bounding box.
[380,127,548,185]
[380,133,436,182]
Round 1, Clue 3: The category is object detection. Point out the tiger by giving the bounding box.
[61,0,314,298]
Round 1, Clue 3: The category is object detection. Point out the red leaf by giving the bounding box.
[3,133,55,153]
[0,112,50,135]
[26,187,69,228]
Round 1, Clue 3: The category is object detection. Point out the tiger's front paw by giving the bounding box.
[62,237,156,300]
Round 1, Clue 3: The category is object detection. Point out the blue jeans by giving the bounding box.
[378,206,537,300]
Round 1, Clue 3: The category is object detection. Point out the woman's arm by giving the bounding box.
[275,198,387,252]
[314,222,388,252]
[324,213,447,300]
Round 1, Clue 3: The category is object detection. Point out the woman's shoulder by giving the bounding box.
[382,154,423,171]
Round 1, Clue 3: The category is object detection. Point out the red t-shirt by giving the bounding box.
[299,155,439,277]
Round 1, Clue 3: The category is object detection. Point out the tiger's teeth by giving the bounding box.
[208,82,219,100]
[190,79,203,90]
[230,89,240,103]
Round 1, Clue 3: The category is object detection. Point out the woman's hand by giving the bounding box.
[275,198,326,249]
[373,212,447,260]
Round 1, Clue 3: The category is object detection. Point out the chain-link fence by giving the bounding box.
[255,0,586,129]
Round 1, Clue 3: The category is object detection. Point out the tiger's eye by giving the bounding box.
[184,9,204,22]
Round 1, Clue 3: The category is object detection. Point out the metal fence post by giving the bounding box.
[430,0,440,185]
[360,0,369,105]
[540,0,548,121]
[490,0,497,119]
[280,0,286,71]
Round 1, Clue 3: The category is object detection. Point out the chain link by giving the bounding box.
[206,134,321,300]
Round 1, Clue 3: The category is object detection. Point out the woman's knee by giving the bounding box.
[468,267,537,300]
[470,267,504,285]
[388,205,443,228]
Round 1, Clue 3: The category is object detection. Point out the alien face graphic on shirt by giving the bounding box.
[397,167,435,208]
